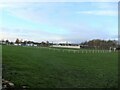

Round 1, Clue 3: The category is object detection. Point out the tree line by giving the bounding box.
[0,38,51,47]
[0,38,119,49]
[80,39,118,49]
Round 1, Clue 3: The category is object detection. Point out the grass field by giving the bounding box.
[2,45,118,88]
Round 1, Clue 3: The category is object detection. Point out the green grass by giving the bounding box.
[2,45,118,88]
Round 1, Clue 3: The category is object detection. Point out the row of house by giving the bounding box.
[14,43,37,47]
[0,41,38,47]
[0,40,82,49]
[1,40,89,49]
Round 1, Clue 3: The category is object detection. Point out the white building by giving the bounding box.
[51,45,80,49]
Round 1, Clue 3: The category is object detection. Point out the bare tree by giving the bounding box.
[15,38,20,45]
[5,40,9,45]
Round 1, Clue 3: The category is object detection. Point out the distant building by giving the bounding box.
[51,44,80,49]
[13,43,19,46]
[0,41,6,45]
[26,43,33,46]
[0,41,2,45]
[33,44,37,47]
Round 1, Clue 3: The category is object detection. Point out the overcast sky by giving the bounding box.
[0,1,118,43]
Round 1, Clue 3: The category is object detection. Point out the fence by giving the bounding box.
[21,46,118,53]
[48,48,118,54]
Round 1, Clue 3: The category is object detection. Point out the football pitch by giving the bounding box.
[2,45,118,88]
